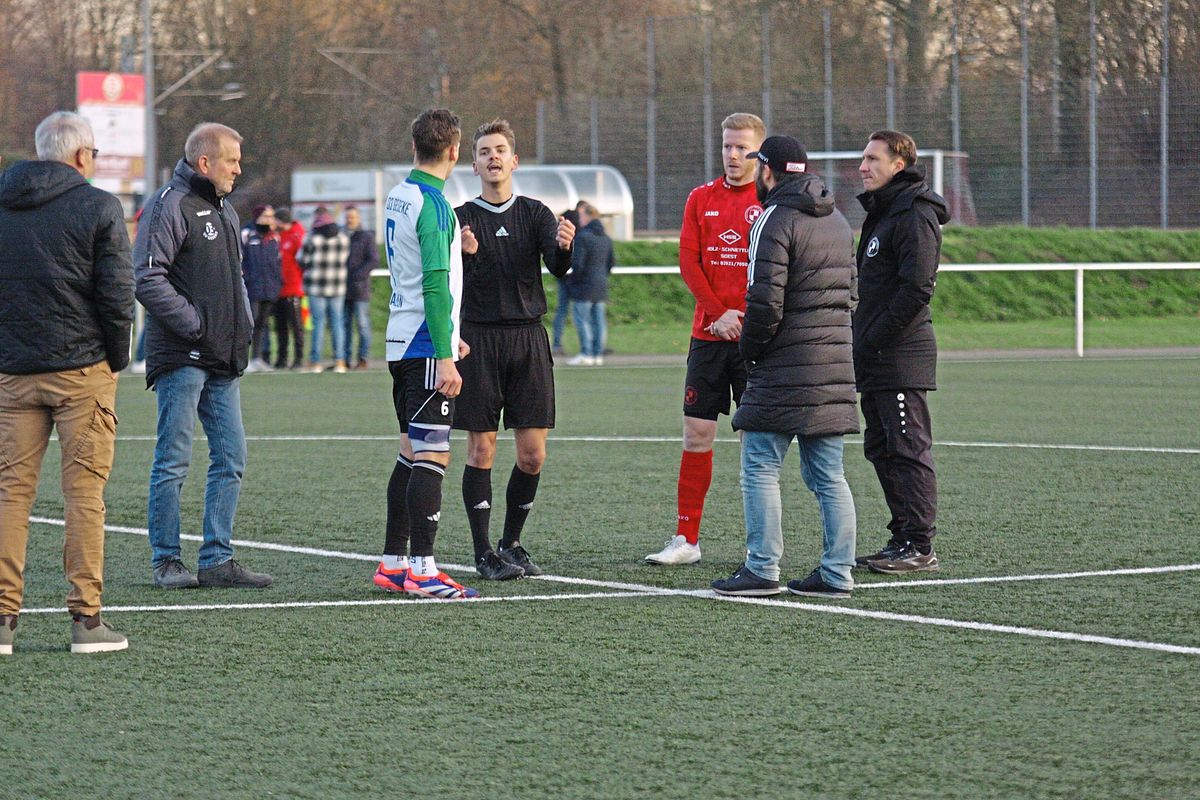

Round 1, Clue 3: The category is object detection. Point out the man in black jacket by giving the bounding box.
[0,111,133,653]
[135,122,271,590]
[710,136,860,599]
[853,130,951,574]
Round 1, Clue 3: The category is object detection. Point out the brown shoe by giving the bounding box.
[354,359,369,370]
[0,614,16,655]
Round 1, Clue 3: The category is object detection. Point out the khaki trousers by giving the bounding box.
[0,362,118,616]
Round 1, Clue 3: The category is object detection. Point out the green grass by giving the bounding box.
[4,356,1199,798]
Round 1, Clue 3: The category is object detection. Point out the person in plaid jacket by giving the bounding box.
[299,210,351,372]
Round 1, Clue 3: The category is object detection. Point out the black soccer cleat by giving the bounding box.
[476,550,525,581]
[497,543,542,577]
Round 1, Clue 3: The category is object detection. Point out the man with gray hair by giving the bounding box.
[0,111,133,653]
[134,122,272,589]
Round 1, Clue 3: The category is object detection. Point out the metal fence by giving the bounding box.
[532,3,1198,234]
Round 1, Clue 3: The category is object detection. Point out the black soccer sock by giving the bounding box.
[462,465,494,561]
[383,455,413,556]
[500,465,540,549]
[407,459,446,558]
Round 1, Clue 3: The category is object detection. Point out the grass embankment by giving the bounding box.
[365,227,1199,356]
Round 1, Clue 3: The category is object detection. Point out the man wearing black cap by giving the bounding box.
[711,135,860,599]
[853,130,950,574]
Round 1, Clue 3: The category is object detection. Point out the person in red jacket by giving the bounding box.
[273,207,306,369]
[646,113,765,566]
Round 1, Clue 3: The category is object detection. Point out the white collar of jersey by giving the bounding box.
[471,195,517,214]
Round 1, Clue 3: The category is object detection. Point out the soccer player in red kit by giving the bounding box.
[646,113,765,565]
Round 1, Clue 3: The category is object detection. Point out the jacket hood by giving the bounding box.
[763,174,835,218]
[0,160,89,210]
[583,218,606,234]
[315,222,341,237]
[857,164,951,224]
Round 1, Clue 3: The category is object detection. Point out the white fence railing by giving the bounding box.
[370,262,1198,357]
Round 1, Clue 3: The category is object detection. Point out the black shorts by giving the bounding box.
[453,321,555,431]
[683,338,747,420]
[389,358,454,453]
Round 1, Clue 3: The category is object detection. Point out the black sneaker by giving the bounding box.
[854,539,906,568]
[711,566,781,597]
[476,550,525,581]
[497,543,542,576]
[152,558,199,589]
[197,559,273,588]
[787,569,852,598]
[867,544,940,574]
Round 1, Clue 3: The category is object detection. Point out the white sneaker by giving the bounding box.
[129,360,146,375]
[567,354,596,366]
[593,356,604,366]
[645,535,701,565]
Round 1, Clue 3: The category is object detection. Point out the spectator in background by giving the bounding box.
[300,210,351,373]
[551,207,582,356]
[343,205,378,369]
[566,202,614,366]
[273,207,306,370]
[0,111,134,653]
[242,204,282,372]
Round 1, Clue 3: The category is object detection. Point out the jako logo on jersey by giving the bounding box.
[495,226,510,237]
[196,210,212,217]
[718,229,741,245]
[745,205,763,224]
[704,210,720,217]
[203,221,218,241]
[866,236,880,258]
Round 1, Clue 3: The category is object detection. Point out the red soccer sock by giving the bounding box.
[676,449,713,545]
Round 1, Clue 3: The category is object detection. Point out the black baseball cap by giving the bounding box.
[747,135,808,175]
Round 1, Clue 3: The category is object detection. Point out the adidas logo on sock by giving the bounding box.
[426,511,441,522]
[519,502,534,511]
[474,501,491,510]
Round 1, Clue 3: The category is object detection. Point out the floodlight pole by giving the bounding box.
[143,0,155,199]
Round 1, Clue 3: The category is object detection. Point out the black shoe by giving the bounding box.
[711,565,780,597]
[552,345,567,356]
[152,558,199,589]
[867,544,940,574]
[476,550,525,581]
[787,569,852,598]
[197,559,273,588]
[854,539,906,568]
[497,543,542,576]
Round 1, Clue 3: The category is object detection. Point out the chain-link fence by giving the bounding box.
[535,2,1198,233]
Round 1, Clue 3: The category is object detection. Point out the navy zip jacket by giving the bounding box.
[134,158,252,388]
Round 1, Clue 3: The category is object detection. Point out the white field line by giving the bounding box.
[855,563,1200,589]
[20,590,652,615]
[703,593,1200,657]
[105,434,1200,455]
[28,520,1200,657]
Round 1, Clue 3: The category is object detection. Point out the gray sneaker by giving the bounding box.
[197,559,273,588]
[153,558,200,589]
[0,614,16,656]
[71,613,128,654]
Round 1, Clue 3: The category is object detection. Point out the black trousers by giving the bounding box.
[250,300,274,362]
[273,297,305,366]
[860,389,938,549]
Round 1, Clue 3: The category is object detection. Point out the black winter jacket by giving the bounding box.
[345,228,378,302]
[732,174,859,437]
[0,160,134,373]
[853,166,950,391]
[134,158,252,388]
[567,219,615,303]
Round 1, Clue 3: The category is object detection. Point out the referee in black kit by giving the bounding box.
[454,119,576,580]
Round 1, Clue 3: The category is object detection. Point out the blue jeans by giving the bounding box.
[552,280,569,348]
[572,300,606,357]
[147,367,247,570]
[740,430,856,588]
[344,298,372,362]
[309,294,347,362]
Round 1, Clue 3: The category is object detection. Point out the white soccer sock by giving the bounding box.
[412,556,438,577]
[382,555,409,571]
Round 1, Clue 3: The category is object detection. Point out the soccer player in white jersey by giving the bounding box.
[371,108,476,600]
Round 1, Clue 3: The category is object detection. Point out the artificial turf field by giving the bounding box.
[4,354,1199,799]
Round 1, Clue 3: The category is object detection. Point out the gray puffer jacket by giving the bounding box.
[732,174,859,437]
